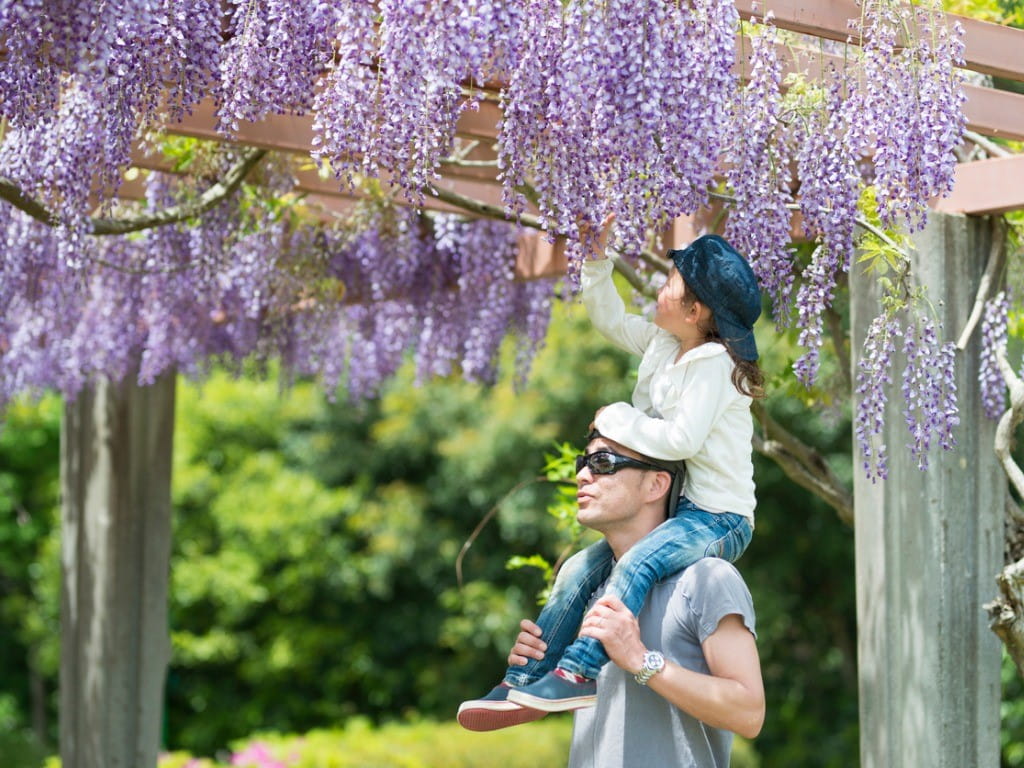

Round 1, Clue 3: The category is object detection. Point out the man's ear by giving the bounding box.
[645,469,673,503]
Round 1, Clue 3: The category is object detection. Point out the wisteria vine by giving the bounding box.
[0,0,972,477]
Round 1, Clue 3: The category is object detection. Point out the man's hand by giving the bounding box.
[507,619,547,667]
[578,594,647,675]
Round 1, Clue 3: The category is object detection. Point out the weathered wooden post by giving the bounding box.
[60,372,175,768]
[851,212,1004,767]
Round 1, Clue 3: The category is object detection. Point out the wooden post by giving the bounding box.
[851,212,1003,767]
[60,372,175,768]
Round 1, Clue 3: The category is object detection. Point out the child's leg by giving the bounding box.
[502,538,614,687]
[556,503,751,680]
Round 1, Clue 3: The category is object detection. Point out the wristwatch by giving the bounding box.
[634,650,666,686]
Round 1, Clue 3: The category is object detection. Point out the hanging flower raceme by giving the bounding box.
[724,19,794,324]
[501,0,738,274]
[855,0,967,231]
[900,315,958,470]
[217,0,344,131]
[979,291,1010,420]
[313,0,527,198]
[855,315,902,482]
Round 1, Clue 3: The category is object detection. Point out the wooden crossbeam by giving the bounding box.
[131,9,1024,217]
[735,0,1024,83]
[933,155,1024,215]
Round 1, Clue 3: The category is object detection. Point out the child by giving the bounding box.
[457,222,764,730]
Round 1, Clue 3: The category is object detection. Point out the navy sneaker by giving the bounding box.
[457,683,549,731]
[506,670,597,712]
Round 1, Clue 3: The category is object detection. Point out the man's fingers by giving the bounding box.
[594,594,628,612]
[520,618,542,636]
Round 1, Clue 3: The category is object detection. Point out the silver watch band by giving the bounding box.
[634,650,665,685]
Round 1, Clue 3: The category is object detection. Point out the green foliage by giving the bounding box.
[506,440,589,604]
[165,297,635,754]
[0,394,62,751]
[944,0,1024,26]
[0,692,49,768]
[38,717,760,768]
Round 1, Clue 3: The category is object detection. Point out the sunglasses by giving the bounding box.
[575,450,670,476]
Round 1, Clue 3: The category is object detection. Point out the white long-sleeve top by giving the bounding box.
[581,258,756,520]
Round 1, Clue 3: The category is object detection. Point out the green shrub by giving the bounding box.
[0,728,50,768]
[41,717,759,768]
[169,717,759,768]
[219,717,572,768]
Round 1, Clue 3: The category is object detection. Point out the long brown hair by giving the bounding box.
[684,296,765,399]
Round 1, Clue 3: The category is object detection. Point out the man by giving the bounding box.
[459,429,764,767]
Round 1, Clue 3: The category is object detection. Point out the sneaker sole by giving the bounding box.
[506,689,597,712]
[457,704,548,732]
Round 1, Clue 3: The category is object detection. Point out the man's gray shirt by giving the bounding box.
[568,558,757,768]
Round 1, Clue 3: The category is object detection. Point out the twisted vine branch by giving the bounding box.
[986,353,1024,677]
[0,148,267,235]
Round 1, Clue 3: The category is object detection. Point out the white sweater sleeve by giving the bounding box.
[580,258,657,357]
[594,354,738,461]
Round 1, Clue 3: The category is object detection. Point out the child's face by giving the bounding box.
[654,269,691,334]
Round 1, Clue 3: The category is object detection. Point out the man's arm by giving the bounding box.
[580,594,765,739]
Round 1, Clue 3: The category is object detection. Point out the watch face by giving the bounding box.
[645,651,665,670]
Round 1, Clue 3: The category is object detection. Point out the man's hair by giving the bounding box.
[586,428,686,516]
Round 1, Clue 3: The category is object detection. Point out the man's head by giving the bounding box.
[575,431,682,554]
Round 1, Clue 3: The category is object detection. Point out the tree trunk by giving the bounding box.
[59,372,175,768]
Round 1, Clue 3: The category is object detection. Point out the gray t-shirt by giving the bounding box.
[567,558,757,768]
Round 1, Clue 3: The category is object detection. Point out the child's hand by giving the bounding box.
[507,619,546,666]
[580,213,616,260]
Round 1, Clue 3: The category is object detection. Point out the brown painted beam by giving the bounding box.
[163,98,500,180]
[766,41,1024,143]
[127,145,530,217]
[734,0,1024,83]
[932,155,1024,215]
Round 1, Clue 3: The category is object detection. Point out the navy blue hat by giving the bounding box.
[668,235,761,361]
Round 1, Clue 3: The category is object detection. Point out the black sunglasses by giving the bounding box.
[575,450,670,476]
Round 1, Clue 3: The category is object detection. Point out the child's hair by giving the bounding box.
[685,296,766,399]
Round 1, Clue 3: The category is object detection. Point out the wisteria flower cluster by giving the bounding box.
[724,20,795,325]
[0,171,556,408]
[854,309,959,480]
[899,316,958,470]
[979,291,1011,420]
[855,315,901,482]
[0,1,970,478]
[313,0,527,198]
[501,0,737,271]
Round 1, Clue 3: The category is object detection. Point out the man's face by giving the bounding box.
[575,437,653,532]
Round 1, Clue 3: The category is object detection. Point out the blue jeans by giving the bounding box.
[503,499,752,685]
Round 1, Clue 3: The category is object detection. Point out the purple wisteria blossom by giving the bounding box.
[0,171,556,408]
[855,315,901,482]
[900,316,958,469]
[979,291,1010,420]
[0,2,971,480]
[724,20,795,324]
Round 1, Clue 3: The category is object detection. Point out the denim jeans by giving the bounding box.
[503,498,752,685]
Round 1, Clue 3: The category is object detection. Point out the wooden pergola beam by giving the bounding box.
[933,155,1024,216]
[735,0,1024,83]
